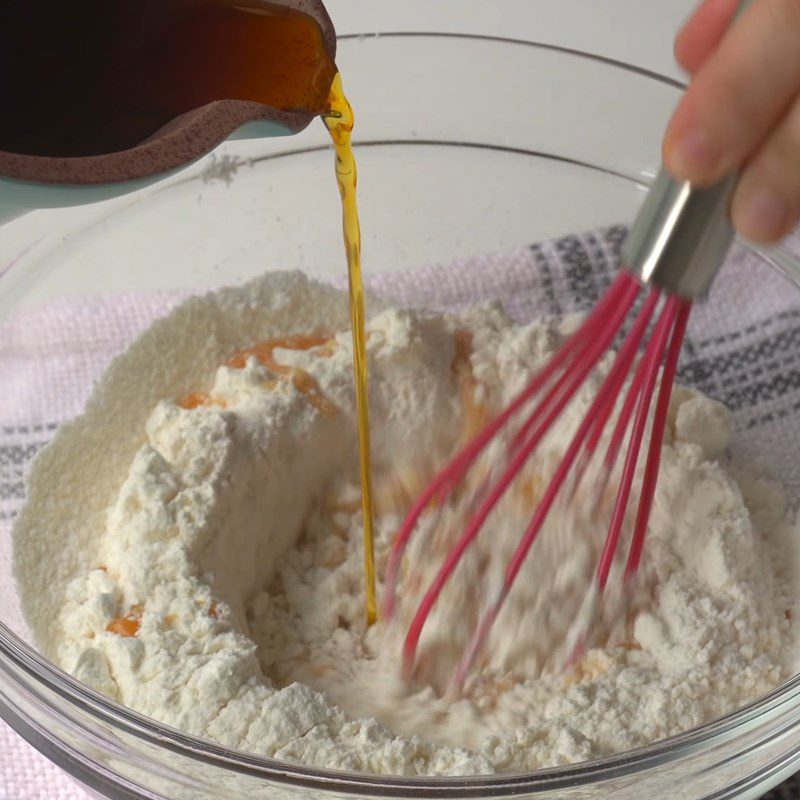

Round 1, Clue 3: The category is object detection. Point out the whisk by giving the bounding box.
[382,162,739,696]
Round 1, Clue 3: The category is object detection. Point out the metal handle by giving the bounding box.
[622,171,736,299]
[622,0,752,299]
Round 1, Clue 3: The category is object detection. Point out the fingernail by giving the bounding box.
[669,127,720,179]
[737,188,790,242]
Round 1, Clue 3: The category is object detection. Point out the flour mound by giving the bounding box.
[13,272,800,776]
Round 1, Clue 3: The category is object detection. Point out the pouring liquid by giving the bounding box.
[323,76,377,625]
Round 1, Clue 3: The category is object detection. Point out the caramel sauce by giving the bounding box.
[106,604,144,638]
[323,75,377,624]
[178,393,227,410]
[228,335,337,417]
[452,330,490,441]
[513,475,546,509]
[177,335,337,414]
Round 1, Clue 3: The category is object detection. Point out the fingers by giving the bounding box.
[674,0,740,74]
[663,0,800,186]
[732,95,800,242]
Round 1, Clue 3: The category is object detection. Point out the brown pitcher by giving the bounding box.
[0,0,336,222]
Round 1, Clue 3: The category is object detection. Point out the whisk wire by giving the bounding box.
[562,297,692,665]
[382,272,633,618]
[389,267,694,693]
[447,285,676,693]
[509,276,637,451]
[570,289,661,498]
[624,299,691,578]
[400,276,641,673]
[596,295,680,591]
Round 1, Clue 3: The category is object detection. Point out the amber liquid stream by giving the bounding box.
[323,76,377,625]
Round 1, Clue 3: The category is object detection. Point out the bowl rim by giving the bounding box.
[2,31,800,796]
[6,609,800,796]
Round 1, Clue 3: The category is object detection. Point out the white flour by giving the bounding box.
[13,272,800,776]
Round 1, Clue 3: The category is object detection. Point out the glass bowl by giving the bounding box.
[2,32,800,800]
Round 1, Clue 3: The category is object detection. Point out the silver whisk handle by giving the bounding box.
[622,0,752,300]
[622,170,736,300]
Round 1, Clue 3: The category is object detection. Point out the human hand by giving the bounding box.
[663,0,800,243]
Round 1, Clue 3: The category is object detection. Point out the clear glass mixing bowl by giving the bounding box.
[2,33,800,800]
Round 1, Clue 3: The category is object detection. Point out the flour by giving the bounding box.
[12,272,800,776]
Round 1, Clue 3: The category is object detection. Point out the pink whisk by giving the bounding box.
[383,164,738,697]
